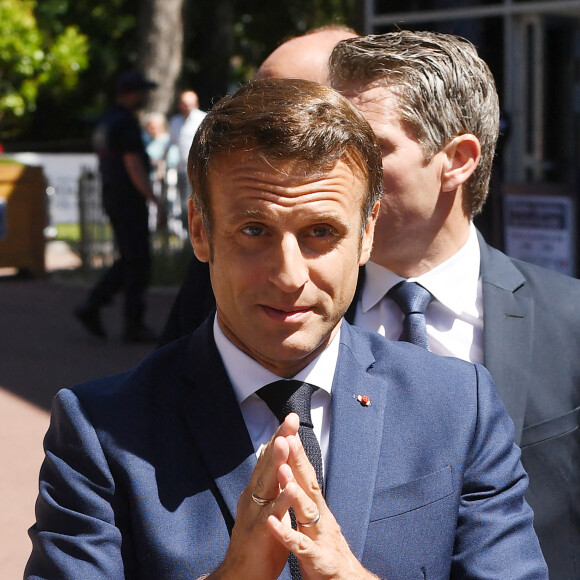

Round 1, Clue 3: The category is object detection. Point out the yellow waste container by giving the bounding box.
[0,163,47,277]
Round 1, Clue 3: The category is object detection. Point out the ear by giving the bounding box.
[441,134,481,193]
[188,198,210,263]
[359,201,380,266]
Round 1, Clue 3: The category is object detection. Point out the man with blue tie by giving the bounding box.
[26,78,547,578]
[330,31,580,577]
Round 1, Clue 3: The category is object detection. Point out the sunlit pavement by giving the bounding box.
[0,242,177,578]
[0,388,49,578]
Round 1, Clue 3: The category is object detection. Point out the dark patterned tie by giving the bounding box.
[257,380,323,580]
[388,281,434,350]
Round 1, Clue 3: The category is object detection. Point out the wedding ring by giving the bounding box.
[251,492,274,506]
[297,510,320,528]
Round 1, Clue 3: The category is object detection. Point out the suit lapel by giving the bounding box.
[181,321,256,531]
[479,233,532,442]
[325,323,387,560]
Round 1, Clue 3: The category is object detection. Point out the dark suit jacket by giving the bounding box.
[162,231,580,577]
[26,320,546,579]
[478,234,580,579]
[344,233,580,578]
[158,255,214,346]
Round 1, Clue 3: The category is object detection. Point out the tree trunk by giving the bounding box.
[187,0,236,107]
[137,0,185,115]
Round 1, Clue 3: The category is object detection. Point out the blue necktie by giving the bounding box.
[257,380,323,580]
[388,281,433,350]
[256,380,323,489]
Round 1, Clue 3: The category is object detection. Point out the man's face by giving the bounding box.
[178,93,197,116]
[189,150,376,377]
[343,85,449,269]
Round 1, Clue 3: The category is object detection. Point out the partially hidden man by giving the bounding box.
[26,79,547,579]
[330,31,580,578]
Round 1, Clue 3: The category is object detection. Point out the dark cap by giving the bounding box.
[115,69,157,94]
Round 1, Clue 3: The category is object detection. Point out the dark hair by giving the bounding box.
[330,31,500,217]
[188,78,383,235]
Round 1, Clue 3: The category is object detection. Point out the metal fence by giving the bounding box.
[77,167,114,274]
[77,167,190,278]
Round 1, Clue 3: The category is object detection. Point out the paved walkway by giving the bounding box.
[0,243,177,578]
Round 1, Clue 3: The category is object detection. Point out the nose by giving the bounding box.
[269,233,309,292]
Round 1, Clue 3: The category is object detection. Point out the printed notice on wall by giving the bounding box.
[503,194,575,276]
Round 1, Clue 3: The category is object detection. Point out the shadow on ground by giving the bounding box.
[0,272,177,411]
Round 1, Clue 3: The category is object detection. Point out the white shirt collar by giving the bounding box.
[361,223,481,317]
[213,316,339,405]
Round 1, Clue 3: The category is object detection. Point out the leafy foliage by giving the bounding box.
[5,0,358,147]
[0,0,89,137]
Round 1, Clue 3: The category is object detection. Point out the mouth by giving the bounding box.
[260,304,313,322]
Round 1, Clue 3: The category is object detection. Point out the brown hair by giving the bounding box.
[329,30,500,217]
[188,78,383,235]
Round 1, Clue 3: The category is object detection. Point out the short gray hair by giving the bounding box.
[329,30,500,217]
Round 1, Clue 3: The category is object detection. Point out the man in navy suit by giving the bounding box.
[26,79,547,578]
[330,31,580,578]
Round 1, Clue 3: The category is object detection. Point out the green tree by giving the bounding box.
[138,0,185,115]
[0,0,89,138]
[6,0,359,148]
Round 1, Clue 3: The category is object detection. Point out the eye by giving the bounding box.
[380,144,393,158]
[308,225,337,239]
[378,137,394,157]
[241,224,264,237]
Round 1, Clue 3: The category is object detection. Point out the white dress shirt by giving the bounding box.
[354,223,484,363]
[213,316,339,480]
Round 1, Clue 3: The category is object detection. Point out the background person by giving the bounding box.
[329,31,580,578]
[143,111,174,177]
[168,90,206,233]
[74,69,163,344]
[256,25,358,85]
[144,111,179,231]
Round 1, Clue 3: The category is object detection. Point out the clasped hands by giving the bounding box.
[208,414,379,580]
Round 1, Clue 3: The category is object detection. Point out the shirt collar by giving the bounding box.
[213,316,339,406]
[361,223,481,317]
[360,262,404,313]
